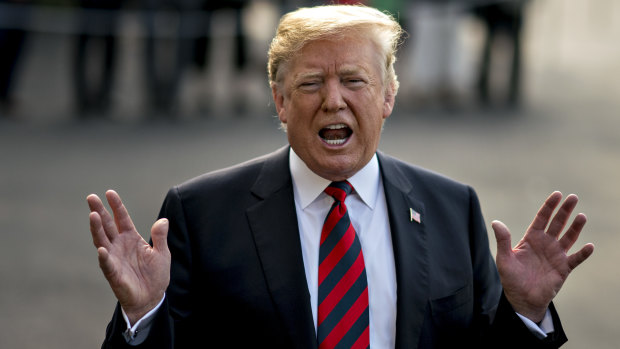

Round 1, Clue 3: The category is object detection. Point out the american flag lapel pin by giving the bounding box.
[410,208,421,224]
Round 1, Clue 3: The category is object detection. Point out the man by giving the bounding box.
[87,5,594,348]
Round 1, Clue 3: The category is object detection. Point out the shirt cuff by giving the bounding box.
[516,308,554,340]
[121,294,166,345]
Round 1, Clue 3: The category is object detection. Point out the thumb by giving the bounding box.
[492,220,513,259]
[151,218,169,253]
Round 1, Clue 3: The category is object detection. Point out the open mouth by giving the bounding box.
[319,124,352,145]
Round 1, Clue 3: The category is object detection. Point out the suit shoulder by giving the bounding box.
[172,147,289,199]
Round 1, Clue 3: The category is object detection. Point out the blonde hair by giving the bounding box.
[268,5,405,94]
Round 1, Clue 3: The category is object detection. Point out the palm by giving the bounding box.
[88,190,171,322]
[492,192,594,322]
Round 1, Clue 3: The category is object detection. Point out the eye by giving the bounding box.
[343,78,367,89]
[297,81,321,92]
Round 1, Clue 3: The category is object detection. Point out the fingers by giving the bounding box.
[87,190,139,248]
[492,220,513,259]
[151,218,169,254]
[567,243,595,271]
[529,191,563,231]
[87,193,118,244]
[89,211,110,249]
[97,246,116,279]
[559,213,587,251]
[106,190,138,235]
[546,194,579,239]
[530,192,584,240]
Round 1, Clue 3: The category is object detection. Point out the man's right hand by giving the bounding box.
[87,190,171,325]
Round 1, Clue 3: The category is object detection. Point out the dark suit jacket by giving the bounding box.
[102,146,567,348]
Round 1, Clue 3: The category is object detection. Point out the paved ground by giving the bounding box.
[1,1,619,348]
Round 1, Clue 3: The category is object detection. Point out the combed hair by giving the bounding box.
[267,5,405,93]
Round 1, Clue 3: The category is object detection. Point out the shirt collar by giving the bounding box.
[289,148,381,210]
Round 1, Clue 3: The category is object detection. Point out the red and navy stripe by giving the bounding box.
[318,181,369,349]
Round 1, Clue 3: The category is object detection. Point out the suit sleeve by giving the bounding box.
[467,186,568,348]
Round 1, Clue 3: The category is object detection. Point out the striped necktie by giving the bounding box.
[318,181,370,349]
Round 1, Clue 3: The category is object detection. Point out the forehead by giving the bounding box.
[285,37,383,78]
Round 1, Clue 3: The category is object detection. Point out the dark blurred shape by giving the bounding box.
[472,0,527,109]
[371,0,407,26]
[142,0,200,116]
[274,0,312,15]
[191,0,249,73]
[0,0,31,116]
[73,0,123,116]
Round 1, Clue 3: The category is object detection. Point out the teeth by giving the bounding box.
[320,123,350,145]
[325,124,347,130]
[325,139,347,145]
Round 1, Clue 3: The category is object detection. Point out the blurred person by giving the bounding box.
[73,0,123,116]
[472,0,527,108]
[406,1,466,109]
[142,0,199,115]
[191,0,249,73]
[190,0,250,114]
[0,0,31,115]
[87,5,594,348]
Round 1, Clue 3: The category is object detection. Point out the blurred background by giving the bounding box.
[0,0,618,348]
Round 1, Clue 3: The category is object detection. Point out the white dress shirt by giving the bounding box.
[289,149,397,348]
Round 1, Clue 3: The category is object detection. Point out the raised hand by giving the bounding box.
[87,190,171,324]
[492,191,595,322]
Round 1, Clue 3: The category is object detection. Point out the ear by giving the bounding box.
[271,83,287,124]
[382,83,396,119]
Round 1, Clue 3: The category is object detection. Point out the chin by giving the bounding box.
[319,160,359,180]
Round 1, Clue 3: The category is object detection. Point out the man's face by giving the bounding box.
[272,36,395,181]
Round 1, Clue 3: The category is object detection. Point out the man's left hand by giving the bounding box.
[492,191,595,323]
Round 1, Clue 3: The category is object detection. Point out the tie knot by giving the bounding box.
[325,181,353,203]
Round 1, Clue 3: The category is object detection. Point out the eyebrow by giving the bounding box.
[293,72,324,84]
[293,66,369,82]
[338,66,368,76]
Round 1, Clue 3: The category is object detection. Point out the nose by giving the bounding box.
[321,80,347,113]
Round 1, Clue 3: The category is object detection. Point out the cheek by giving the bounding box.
[290,97,320,122]
[357,113,385,145]
[355,95,385,128]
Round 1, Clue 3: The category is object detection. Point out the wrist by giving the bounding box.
[508,299,547,323]
[122,296,164,325]
[518,310,546,324]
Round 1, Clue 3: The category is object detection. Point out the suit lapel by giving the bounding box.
[378,152,430,349]
[245,147,317,349]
